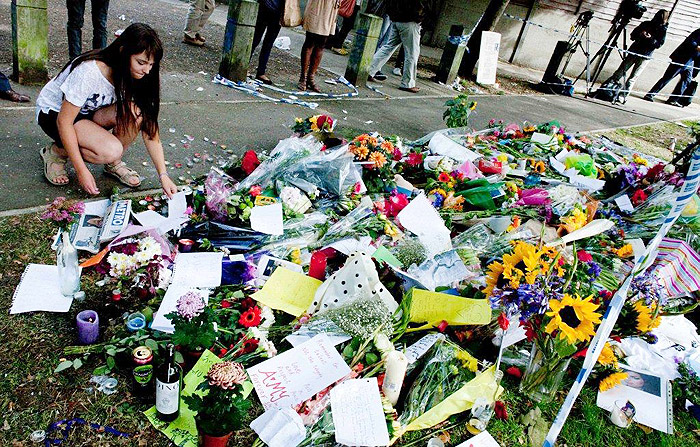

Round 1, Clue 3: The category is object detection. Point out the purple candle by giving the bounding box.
[76,310,99,345]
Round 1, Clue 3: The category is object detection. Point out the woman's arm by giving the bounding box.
[57,100,99,194]
[143,129,178,198]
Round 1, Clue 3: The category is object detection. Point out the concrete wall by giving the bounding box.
[432,0,696,95]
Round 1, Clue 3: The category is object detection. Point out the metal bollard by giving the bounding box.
[219,0,258,82]
[436,25,467,85]
[11,0,48,84]
[344,13,383,87]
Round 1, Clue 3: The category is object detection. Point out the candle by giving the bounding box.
[126,312,147,332]
[308,251,327,280]
[76,310,99,345]
[609,400,634,428]
[382,351,408,405]
[111,289,122,302]
[178,239,194,253]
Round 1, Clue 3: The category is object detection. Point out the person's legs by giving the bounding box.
[184,0,205,39]
[376,14,392,50]
[307,37,328,93]
[667,67,693,105]
[0,71,10,93]
[90,0,109,50]
[197,0,216,37]
[328,8,358,50]
[625,58,649,93]
[257,17,282,78]
[646,63,683,98]
[368,24,402,79]
[251,6,268,56]
[605,56,636,85]
[397,22,420,89]
[299,33,316,90]
[67,0,87,60]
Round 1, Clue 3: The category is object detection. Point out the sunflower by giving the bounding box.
[545,293,602,345]
[633,300,662,333]
[484,261,505,298]
[368,151,387,169]
[599,371,628,392]
[615,244,634,258]
[597,342,618,367]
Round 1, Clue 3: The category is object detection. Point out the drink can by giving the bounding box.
[133,346,153,365]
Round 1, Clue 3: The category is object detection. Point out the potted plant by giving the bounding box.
[166,291,218,369]
[184,361,252,447]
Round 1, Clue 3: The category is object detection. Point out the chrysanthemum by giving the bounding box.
[350,144,369,160]
[207,361,247,389]
[368,151,387,169]
[176,291,206,321]
[599,371,628,392]
[597,342,617,367]
[545,293,601,345]
[633,300,661,333]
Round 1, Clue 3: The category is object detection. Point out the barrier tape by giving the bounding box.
[45,417,130,446]
[543,146,700,447]
[213,74,359,109]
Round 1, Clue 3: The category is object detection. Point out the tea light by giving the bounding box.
[76,310,99,345]
[609,400,635,428]
[178,239,195,252]
[111,289,122,302]
[126,312,147,332]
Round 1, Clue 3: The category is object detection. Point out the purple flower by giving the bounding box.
[176,291,206,321]
[631,272,667,306]
[587,262,602,278]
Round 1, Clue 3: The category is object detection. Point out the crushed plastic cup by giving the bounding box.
[30,430,46,443]
[273,36,291,50]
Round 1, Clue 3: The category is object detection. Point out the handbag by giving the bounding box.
[338,0,355,18]
[281,0,303,27]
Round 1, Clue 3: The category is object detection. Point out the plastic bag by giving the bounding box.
[564,154,597,178]
[179,221,268,252]
[279,148,357,197]
[205,168,235,222]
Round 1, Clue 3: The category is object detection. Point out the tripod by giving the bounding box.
[559,11,593,79]
[577,14,632,96]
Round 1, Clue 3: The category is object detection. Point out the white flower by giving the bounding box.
[280,186,311,214]
[260,306,275,328]
[108,252,136,277]
[664,164,675,174]
[260,339,277,357]
[249,326,265,341]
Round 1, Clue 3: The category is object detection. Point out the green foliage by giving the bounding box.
[166,307,219,352]
[443,94,477,128]
[184,381,252,436]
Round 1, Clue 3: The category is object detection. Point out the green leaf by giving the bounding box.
[174,351,184,364]
[93,365,108,376]
[54,361,73,373]
[342,344,355,358]
[106,356,116,370]
[145,339,159,352]
[72,358,83,370]
[365,353,379,365]
[106,348,117,357]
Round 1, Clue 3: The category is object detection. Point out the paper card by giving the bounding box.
[405,333,445,364]
[549,156,567,175]
[10,264,74,314]
[428,132,481,163]
[327,236,374,256]
[330,378,390,446]
[615,195,635,213]
[396,194,452,257]
[568,174,605,191]
[499,318,527,348]
[371,246,402,268]
[531,132,556,146]
[250,203,283,236]
[171,252,224,288]
[252,267,322,316]
[247,334,351,410]
[285,331,351,348]
[168,191,188,219]
[133,210,167,228]
[476,31,500,85]
[256,255,304,286]
[456,430,501,447]
[250,407,306,447]
[408,289,492,326]
[151,286,211,333]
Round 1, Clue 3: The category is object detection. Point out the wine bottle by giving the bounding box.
[155,344,182,421]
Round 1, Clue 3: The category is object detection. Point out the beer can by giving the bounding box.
[133,346,153,366]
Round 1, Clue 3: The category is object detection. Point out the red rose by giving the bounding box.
[437,320,449,332]
[219,348,228,357]
[505,366,522,379]
[241,150,260,175]
[240,297,256,310]
[577,250,593,263]
[220,300,232,308]
[239,306,262,328]
[631,189,648,206]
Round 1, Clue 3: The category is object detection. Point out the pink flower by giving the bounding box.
[241,150,260,175]
[406,152,424,167]
[392,147,403,161]
[577,250,593,263]
[184,206,194,216]
[384,190,409,217]
[353,182,363,194]
[250,185,262,197]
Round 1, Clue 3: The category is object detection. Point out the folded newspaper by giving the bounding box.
[53,199,132,253]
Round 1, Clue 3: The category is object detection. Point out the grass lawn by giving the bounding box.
[1,213,699,446]
[591,120,697,161]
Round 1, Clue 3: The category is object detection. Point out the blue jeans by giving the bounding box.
[0,71,10,93]
[67,0,110,60]
[647,59,693,98]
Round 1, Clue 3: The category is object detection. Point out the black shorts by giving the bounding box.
[38,110,96,148]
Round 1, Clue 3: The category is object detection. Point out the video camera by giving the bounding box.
[614,0,647,25]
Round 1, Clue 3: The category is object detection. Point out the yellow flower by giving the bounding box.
[384,223,400,239]
[560,208,587,233]
[484,241,551,296]
[507,216,521,232]
[505,182,518,194]
[455,350,478,372]
[484,261,505,298]
[443,192,465,211]
[532,160,546,173]
[523,125,536,133]
[469,101,477,111]
[309,115,320,132]
[634,301,662,333]
[290,247,302,265]
[616,244,634,258]
[496,154,508,163]
[599,372,628,392]
[294,117,303,124]
[350,144,369,160]
[545,293,602,345]
[597,342,617,367]
[633,154,649,166]
[368,151,387,169]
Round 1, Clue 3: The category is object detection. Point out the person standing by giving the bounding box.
[250,0,283,84]
[601,10,668,98]
[0,71,30,102]
[298,0,340,92]
[367,0,424,93]
[183,0,216,46]
[327,0,362,55]
[645,27,700,103]
[67,0,110,60]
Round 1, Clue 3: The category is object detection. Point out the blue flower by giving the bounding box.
[587,262,602,278]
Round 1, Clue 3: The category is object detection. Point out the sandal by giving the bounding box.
[40,144,69,186]
[104,161,142,187]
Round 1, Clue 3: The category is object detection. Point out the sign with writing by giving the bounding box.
[408,289,492,326]
[404,333,445,364]
[247,334,351,411]
[330,378,390,446]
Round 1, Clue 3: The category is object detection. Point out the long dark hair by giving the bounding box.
[62,23,163,138]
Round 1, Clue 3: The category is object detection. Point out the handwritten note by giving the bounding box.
[252,267,321,316]
[250,203,283,236]
[171,252,224,288]
[330,378,390,446]
[396,194,452,258]
[405,333,445,364]
[408,289,491,326]
[456,431,501,447]
[476,31,500,85]
[247,334,351,411]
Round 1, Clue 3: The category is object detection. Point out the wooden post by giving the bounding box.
[219,0,258,82]
[436,25,466,85]
[345,13,383,87]
[11,0,48,85]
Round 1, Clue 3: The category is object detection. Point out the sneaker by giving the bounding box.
[367,75,379,82]
[392,67,402,76]
[373,72,387,81]
[667,100,682,107]
[331,47,349,56]
[643,94,654,102]
[183,34,204,47]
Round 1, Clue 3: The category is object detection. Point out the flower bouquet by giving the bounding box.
[166,291,219,366]
[183,361,252,446]
[292,115,335,136]
[348,133,402,193]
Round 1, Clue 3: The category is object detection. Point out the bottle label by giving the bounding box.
[155,378,179,414]
[134,365,153,385]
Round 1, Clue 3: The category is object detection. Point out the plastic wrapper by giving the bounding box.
[315,199,374,248]
[564,154,597,178]
[279,149,357,197]
[237,135,323,192]
[204,168,235,221]
[179,221,268,252]
[299,294,394,340]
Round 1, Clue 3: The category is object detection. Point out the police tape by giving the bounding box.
[542,145,700,447]
[212,74,359,109]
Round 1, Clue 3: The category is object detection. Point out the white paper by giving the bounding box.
[171,252,224,288]
[133,210,167,228]
[396,193,452,257]
[168,191,188,219]
[476,31,500,85]
[326,236,374,256]
[151,286,210,333]
[532,132,557,146]
[428,132,481,163]
[405,333,445,364]
[499,317,527,349]
[330,378,390,446]
[615,195,635,213]
[456,430,501,447]
[10,264,74,314]
[250,407,306,447]
[568,174,605,191]
[549,156,567,174]
[256,255,304,286]
[629,238,646,263]
[247,334,351,411]
[250,203,284,236]
[285,332,351,348]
